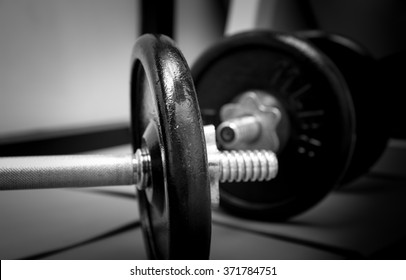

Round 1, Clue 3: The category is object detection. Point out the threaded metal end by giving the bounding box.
[217,115,261,147]
[219,150,278,183]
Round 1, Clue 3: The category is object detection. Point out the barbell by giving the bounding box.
[0,34,278,260]
[0,30,389,259]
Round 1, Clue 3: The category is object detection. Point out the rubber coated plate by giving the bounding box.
[192,31,356,220]
[131,34,211,259]
[297,31,389,183]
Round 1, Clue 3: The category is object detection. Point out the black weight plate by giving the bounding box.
[130,34,211,259]
[297,31,389,183]
[192,31,356,220]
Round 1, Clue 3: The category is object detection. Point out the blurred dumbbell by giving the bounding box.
[192,30,389,220]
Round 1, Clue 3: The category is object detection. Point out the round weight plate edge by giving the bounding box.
[130,34,211,259]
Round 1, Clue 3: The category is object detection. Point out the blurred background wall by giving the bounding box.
[0,0,137,136]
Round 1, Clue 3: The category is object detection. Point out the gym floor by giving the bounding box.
[1,139,405,260]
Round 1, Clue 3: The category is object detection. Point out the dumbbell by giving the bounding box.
[0,34,278,260]
[192,30,388,221]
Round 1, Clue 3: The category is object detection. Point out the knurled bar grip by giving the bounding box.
[0,155,135,190]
